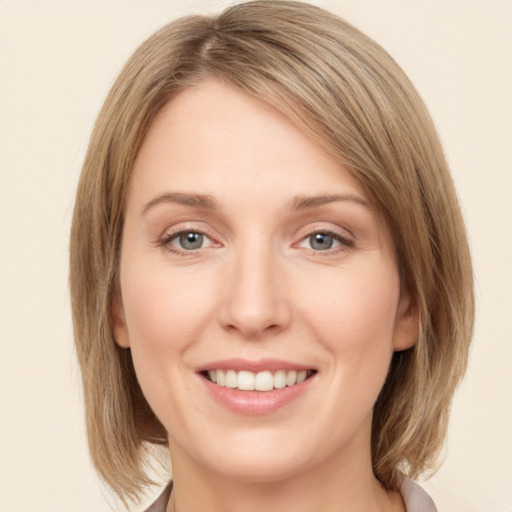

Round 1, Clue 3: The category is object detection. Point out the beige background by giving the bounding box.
[1,1,511,511]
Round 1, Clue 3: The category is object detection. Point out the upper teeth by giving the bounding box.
[207,369,310,391]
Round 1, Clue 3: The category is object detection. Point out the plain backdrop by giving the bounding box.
[0,1,511,511]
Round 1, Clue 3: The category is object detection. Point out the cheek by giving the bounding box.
[119,262,219,416]
[122,262,217,352]
[296,264,400,395]
[300,265,400,343]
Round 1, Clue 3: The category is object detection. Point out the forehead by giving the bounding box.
[130,79,367,207]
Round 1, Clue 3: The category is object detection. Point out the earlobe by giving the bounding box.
[393,290,419,352]
[111,295,131,348]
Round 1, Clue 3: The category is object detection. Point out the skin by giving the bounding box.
[112,79,418,512]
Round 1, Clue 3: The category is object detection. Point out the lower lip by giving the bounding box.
[200,374,315,415]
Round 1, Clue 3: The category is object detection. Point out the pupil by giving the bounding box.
[180,232,203,250]
[311,233,333,250]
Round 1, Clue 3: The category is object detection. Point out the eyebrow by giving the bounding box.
[141,191,370,216]
[290,193,371,210]
[142,192,218,215]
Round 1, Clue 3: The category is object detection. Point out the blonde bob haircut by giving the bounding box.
[70,0,474,504]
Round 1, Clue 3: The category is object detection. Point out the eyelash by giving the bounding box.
[158,228,355,256]
[158,229,215,256]
[297,229,354,255]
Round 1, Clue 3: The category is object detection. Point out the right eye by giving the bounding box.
[162,231,214,252]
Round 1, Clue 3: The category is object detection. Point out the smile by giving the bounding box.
[197,359,318,414]
[203,369,316,391]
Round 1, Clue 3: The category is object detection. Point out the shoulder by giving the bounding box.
[401,479,438,512]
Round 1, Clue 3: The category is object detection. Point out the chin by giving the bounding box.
[207,451,312,484]
[180,425,326,485]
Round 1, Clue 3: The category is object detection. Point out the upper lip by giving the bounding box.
[197,358,315,373]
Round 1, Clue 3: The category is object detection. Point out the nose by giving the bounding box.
[219,246,292,339]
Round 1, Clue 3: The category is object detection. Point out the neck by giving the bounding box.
[166,436,405,512]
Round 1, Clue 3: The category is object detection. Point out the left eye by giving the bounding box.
[167,231,212,251]
[299,232,344,251]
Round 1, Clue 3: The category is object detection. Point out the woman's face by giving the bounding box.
[113,79,417,483]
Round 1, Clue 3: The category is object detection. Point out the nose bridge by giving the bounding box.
[220,235,290,338]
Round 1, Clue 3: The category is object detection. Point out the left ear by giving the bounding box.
[393,288,419,352]
[111,293,131,348]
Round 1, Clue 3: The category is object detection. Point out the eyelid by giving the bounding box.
[169,231,214,249]
[294,225,355,254]
[156,221,355,256]
[157,223,221,255]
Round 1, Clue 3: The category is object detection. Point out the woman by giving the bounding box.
[69,1,474,511]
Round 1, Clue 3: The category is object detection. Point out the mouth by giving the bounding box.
[197,360,318,414]
[200,369,317,392]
